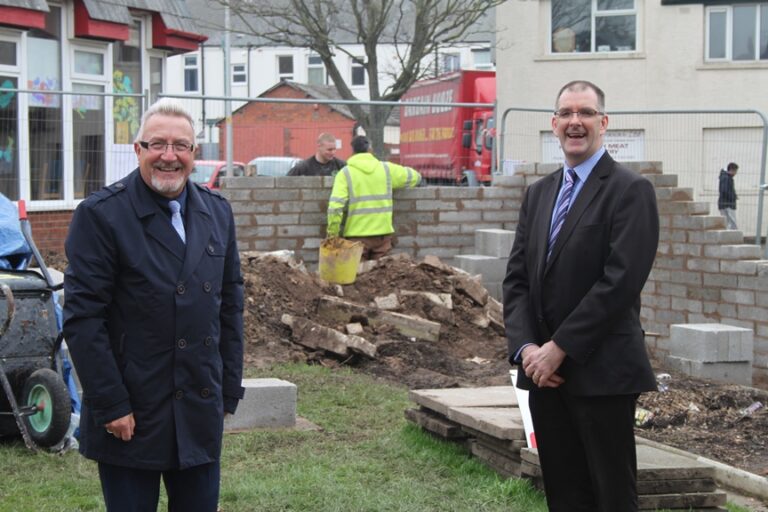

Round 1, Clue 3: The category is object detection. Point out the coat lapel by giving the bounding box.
[126,170,185,262]
[179,183,213,282]
[536,171,561,276]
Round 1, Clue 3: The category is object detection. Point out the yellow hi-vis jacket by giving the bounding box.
[327,152,421,238]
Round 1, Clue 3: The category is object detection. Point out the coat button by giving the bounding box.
[177,338,187,349]
[203,282,212,292]
[204,336,213,346]
[175,390,183,400]
[207,244,215,254]
[200,388,210,398]
[177,283,186,294]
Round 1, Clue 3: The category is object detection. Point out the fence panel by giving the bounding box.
[499,108,768,243]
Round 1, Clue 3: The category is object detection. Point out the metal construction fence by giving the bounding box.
[498,107,768,248]
[2,85,767,253]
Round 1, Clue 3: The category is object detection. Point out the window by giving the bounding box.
[150,56,163,104]
[72,83,105,199]
[551,0,636,53]
[0,40,16,66]
[307,54,326,85]
[441,53,461,73]
[232,63,246,84]
[113,21,142,144]
[0,75,19,199]
[184,55,199,92]
[278,55,294,80]
[471,48,492,69]
[706,4,768,62]
[28,6,63,201]
[351,57,365,86]
[74,50,104,76]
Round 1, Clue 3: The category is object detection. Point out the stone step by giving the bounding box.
[474,228,515,258]
[224,378,297,431]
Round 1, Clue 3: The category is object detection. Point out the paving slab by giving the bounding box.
[408,386,517,416]
[446,406,525,440]
[404,408,466,440]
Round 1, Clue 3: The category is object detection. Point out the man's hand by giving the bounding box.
[522,340,566,388]
[105,413,135,442]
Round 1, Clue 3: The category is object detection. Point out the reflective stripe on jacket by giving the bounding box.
[327,152,420,237]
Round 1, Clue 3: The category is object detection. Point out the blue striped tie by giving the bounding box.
[547,168,577,261]
[169,200,186,244]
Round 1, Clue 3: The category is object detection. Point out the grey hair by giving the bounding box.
[134,98,196,143]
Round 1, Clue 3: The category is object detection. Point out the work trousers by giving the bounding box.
[528,388,639,512]
[345,234,393,261]
[98,460,220,512]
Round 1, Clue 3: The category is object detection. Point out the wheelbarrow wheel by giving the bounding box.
[21,368,71,448]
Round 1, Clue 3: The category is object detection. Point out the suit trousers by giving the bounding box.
[528,388,639,512]
[98,460,220,512]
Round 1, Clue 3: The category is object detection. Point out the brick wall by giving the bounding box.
[221,161,768,389]
[28,210,72,255]
[223,175,523,264]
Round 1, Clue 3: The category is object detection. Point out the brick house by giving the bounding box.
[217,81,358,164]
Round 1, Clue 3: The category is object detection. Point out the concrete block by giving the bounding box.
[666,356,753,386]
[474,229,515,258]
[454,254,508,282]
[224,378,297,431]
[669,323,753,363]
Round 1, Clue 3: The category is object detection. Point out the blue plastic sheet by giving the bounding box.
[0,193,31,269]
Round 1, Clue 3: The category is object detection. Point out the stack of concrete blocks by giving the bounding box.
[667,324,754,386]
[453,228,515,301]
[224,378,297,432]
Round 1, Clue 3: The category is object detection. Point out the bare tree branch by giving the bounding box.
[212,0,504,152]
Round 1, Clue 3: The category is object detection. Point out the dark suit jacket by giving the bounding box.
[63,169,244,470]
[503,152,658,396]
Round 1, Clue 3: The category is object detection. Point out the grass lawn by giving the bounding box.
[0,364,754,511]
[0,364,544,511]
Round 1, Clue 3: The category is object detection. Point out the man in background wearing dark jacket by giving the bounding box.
[288,132,346,176]
[718,162,738,230]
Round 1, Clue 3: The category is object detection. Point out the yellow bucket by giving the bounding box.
[318,238,364,284]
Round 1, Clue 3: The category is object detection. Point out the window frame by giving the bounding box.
[471,47,493,70]
[277,55,294,80]
[350,57,366,87]
[232,62,246,84]
[705,4,768,62]
[307,53,326,85]
[183,53,199,92]
[550,0,638,55]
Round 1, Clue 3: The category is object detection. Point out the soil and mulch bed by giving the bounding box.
[44,250,768,478]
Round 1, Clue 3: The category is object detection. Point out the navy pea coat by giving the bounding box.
[63,169,244,470]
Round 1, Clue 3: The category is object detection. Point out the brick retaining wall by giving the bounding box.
[222,161,768,388]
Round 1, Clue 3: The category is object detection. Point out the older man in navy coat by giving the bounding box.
[63,99,244,511]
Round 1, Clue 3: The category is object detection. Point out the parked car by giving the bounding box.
[246,156,302,177]
[191,160,247,190]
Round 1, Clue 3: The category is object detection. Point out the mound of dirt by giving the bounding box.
[44,249,768,478]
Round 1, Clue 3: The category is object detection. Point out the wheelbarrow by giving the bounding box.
[0,200,71,450]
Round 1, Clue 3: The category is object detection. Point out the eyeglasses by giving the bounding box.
[139,141,195,153]
[554,108,604,120]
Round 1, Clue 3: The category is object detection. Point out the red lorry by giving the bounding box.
[399,70,496,185]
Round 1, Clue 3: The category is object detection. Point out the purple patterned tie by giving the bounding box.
[547,168,577,261]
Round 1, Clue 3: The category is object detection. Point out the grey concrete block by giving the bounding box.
[224,378,297,431]
[666,356,753,386]
[669,323,753,363]
[474,229,515,257]
[454,254,508,282]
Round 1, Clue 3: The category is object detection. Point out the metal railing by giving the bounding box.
[498,107,768,256]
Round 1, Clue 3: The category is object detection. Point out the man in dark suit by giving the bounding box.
[503,80,659,512]
[63,99,244,511]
